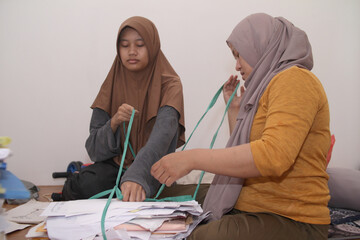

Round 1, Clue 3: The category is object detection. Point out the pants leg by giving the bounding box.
[61,159,120,200]
[188,210,329,240]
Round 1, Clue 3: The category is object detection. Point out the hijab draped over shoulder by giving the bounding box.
[91,16,185,165]
[203,13,313,221]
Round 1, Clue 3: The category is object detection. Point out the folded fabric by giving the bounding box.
[327,167,360,211]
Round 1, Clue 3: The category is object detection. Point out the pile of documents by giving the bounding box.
[2,199,49,236]
[40,199,208,240]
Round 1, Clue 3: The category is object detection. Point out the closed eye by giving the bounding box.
[120,40,129,48]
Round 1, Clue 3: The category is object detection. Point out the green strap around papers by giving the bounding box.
[92,83,240,239]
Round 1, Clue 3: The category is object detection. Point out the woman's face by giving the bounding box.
[228,43,253,81]
[119,27,149,72]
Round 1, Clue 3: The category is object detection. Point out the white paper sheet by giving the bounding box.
[5,199,49,224]
[42,199,204,240]
[25,221,48,238]
[1,215,30,234]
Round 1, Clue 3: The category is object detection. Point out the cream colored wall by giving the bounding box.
[0,0,359,185]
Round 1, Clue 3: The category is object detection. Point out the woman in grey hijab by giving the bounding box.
[152,13,330,239]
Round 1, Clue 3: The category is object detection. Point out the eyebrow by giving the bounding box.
[120,38,144,42]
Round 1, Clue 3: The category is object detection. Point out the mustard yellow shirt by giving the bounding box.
[235,66,331,225]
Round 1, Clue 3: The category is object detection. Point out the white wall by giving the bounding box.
[0,0,359,186]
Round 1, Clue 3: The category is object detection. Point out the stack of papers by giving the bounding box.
[41,199,209,240]
[2,199,48,235]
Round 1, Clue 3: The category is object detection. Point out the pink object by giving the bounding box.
[326,134,335,166]
[114,219,186,232]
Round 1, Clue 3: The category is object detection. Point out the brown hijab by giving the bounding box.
[203,13,313,221]
[91,16,185,165]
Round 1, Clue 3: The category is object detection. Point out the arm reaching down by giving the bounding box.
[121,105,180,199]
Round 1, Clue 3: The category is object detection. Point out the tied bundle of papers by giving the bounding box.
[41,199,209,240]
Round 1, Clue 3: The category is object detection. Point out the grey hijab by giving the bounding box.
[202,13,313,222]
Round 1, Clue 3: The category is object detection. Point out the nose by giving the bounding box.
[129,45,137,56]
[235,59,241,71]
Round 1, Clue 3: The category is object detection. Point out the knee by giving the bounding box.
[77,170,108,198]
[63,170,103,200]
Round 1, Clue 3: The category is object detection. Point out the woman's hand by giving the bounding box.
[110,103,139,132]
[152,146,260,184]
[120,181,146,202]
[224,75,245,134]
[223,75,245,109]
[151,151,193,187]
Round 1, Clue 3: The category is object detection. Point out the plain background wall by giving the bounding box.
[0,0,359,186]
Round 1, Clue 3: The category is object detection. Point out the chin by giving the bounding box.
[125,65,140,72]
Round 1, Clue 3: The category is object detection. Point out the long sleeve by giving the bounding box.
[250,67,329,177]
[85,108,122,162]
[236,67,331,224]
[121,105,179,197]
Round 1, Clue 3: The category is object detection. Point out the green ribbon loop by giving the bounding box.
[91,83,240,239]
[154,82,240,200]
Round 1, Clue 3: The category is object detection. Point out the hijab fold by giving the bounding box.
[203,13,313,222]
[91,16,185,166]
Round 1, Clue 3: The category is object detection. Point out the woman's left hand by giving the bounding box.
[120,181,146,202]
[151,151,193,187]
[223,75,245,108]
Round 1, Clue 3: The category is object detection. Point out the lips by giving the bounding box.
[127,59,139,64]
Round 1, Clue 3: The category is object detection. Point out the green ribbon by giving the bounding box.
[91,82,240,239]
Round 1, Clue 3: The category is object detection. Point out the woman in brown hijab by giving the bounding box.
[152,13,330,239]
[59,16,185,202]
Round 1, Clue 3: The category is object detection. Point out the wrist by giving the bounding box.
[228,105,240,111]
[110,118,120,132]
[187,149,207,171]
[180,150,196,172]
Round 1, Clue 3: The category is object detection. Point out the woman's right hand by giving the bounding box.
[223,75,244,109]
[120,181,146,202]
[110,103,139,132]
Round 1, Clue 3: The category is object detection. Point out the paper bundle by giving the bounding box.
[41,199,208,240]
